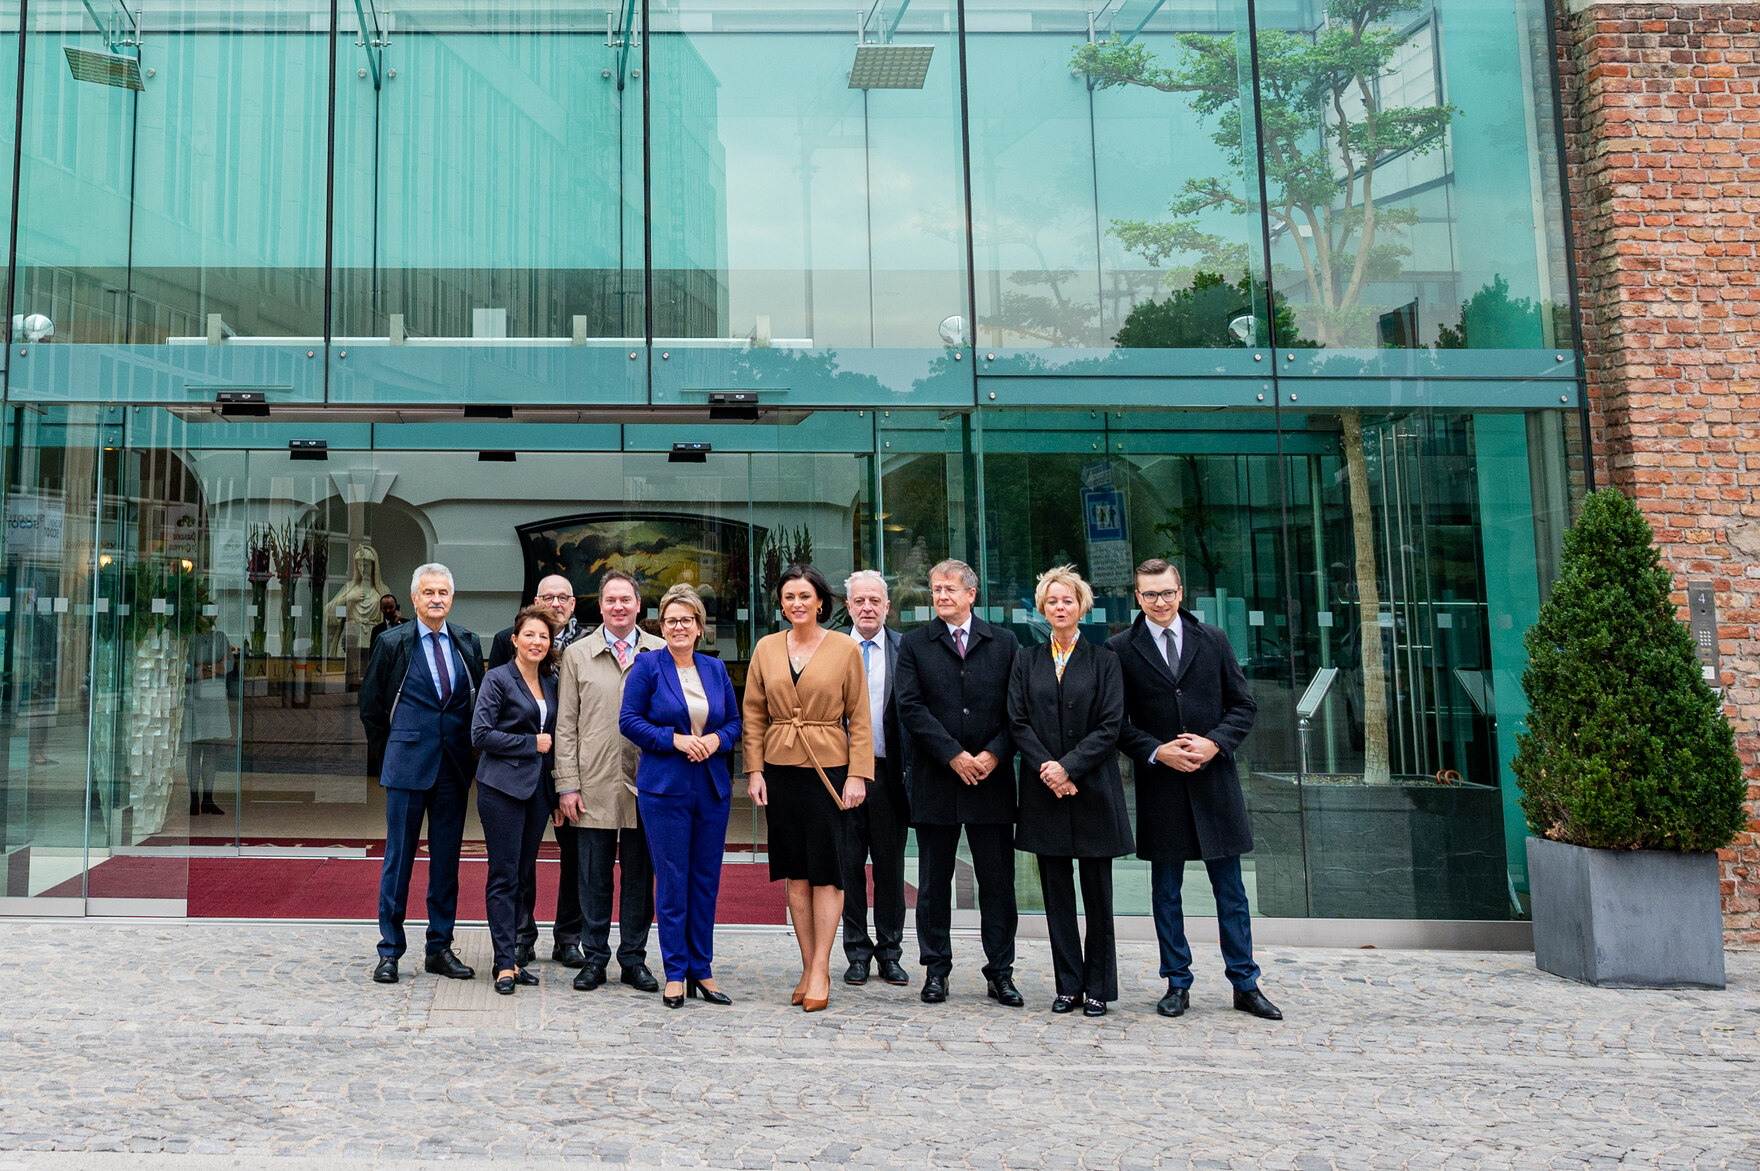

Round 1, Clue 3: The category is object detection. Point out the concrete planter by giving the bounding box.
[1526,836,1725,988]
[1245,772,1508,919]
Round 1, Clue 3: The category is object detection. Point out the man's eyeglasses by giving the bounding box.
[1136,589,1180,603]
[929,585,969,597]
[535,593,574,604]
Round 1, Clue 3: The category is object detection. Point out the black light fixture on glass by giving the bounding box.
[289,439,328,462]
[478,451,517,463]
[708,391,760,421]
[217,390,269,418]
[669,442,711,464]
[65,0,144,91]
[849,1,932,90]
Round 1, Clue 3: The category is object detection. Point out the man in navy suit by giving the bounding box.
[838,570,911,988]
[359,562,486,984]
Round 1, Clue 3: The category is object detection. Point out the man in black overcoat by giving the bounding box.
[894,558,1023,1006]
[1107,558,1282,1021]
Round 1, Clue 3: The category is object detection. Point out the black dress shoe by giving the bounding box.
[844,959,870,985]
[494,974,516,995]
[621,964,659,993]
[1157,987,1190,1018]
[552,941,587,968]
[687,978,733,1005]
[920,975,948,1003]
[985,976,1024,1007]
[573,962,607,991]
[1082,996,1107,1018]
[514,967,539,986]
[514,942,537,967]
[1234,987,1283,1020]
[879,959,910,986]
[372,958,399,984]
[423,949,475,980]
[200,799,225,816]
[1051,993,1079,1014]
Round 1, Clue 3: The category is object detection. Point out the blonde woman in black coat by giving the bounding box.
[1008,565,1132,1017]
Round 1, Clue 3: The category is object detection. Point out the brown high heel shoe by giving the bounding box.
[791,977,807,1007]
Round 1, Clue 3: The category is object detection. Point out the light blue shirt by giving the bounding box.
[1149,613,1183,669]
[860,633,887,759]
[422,626,456,699]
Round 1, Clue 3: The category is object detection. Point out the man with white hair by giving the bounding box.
[359,563,486,985]
[839,570,911,988]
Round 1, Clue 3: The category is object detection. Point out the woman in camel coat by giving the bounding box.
[743,563,873,1011]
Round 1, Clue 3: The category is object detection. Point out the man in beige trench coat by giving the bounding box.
[554,569,667,993]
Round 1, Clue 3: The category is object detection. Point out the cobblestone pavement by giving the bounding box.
[1,921,1757,1169]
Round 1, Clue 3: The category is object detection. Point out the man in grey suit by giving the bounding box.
[838,570,911,988]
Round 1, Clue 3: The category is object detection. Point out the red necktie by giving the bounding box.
[953,628,967,659]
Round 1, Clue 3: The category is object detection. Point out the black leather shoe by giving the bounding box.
[514,967,539,986]
[574,962,607,991]
[552,941,587,969]
[1157,987,1190,1018]
[1051,993,1079,1014]
[687,978,733,1005]
[372,958,399,984]
[199,799,225,816]
[844,959,870,985]
[1234,987,1283,1020]
[879,959,910,986]
[423,949,475,980]
[494,974,516,995]
[514,942,537,967]
[985,976,1024,1007]
[1082,996,1107,1018]
[920,975,948,1003]
[621,964,659,993]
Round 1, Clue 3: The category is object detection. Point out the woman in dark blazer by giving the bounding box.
[471,605,561,995]
[618,583,742,1008]
[1008,565,1133,1017]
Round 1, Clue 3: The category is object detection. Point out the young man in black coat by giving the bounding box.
[1107,558,1282,1021]
[894,558,1023,1006]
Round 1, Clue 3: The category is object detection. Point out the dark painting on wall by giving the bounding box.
[516,511,761,635]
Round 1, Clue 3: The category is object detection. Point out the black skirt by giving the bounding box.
[764,762,847,886]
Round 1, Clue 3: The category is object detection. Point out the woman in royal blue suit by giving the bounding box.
[471,605,561,995]
[618,583,742,1008]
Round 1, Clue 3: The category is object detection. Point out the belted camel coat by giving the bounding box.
[741,629,875,784]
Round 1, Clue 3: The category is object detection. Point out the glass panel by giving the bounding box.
[0,405,103,907]
[1255,0,1572,367]
[967,0,1268,378]
[330,2,645,403]
[648,0,972,405]
[976,406,1298,918]
[9,2,329,402]
[1281,406,1542,918]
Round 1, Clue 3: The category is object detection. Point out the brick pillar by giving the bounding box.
[1558,1,1760,940]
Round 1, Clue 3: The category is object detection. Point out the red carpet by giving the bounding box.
[50,856,788,924]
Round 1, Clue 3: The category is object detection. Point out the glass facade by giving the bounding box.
[0,0,1579,924]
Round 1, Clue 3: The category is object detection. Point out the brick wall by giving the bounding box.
[1557,0,1760,939]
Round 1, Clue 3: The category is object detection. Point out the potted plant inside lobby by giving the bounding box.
[1512,488,1746,987]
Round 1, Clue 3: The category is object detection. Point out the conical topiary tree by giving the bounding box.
[1512,488,1746,852]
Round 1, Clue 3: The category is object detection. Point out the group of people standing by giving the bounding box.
[359,553,1282,1021]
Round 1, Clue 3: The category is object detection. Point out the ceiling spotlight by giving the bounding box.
[849,44,933,89]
